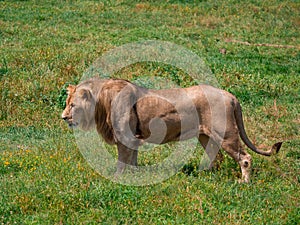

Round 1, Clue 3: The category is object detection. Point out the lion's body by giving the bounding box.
[135,85,233,144]
[62,78,282,182]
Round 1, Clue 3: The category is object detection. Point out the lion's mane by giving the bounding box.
[94,79,135,145]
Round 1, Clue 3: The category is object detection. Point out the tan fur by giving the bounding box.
[62,78,282,182]
[61,78,105,131]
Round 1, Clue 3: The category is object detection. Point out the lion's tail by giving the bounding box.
[234,101,282,156]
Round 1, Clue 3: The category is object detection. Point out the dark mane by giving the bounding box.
[94,79,132,145]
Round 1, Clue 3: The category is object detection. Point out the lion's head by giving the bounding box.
[61,83,96,131]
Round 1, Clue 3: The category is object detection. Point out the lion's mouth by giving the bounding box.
[62,116,79,129]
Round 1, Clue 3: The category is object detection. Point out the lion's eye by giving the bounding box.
[70,103,75,108]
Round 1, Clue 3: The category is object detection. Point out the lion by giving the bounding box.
[62,77,282,182]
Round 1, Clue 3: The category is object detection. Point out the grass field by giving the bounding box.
[0,0,299,224]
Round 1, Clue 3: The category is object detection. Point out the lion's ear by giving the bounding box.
[67,85,76,95]
[79,89,92,101]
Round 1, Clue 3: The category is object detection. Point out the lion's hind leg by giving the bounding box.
[238,151,252,183]
[221,139,252,183]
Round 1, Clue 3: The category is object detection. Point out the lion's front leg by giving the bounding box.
[131,149,138,166]
[116,142,138,174]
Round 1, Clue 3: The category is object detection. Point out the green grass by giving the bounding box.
[0,0,299,224]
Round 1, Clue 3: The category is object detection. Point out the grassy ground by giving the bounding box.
[0,0,299,224]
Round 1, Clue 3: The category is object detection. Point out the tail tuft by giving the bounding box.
[272,142,283,154]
